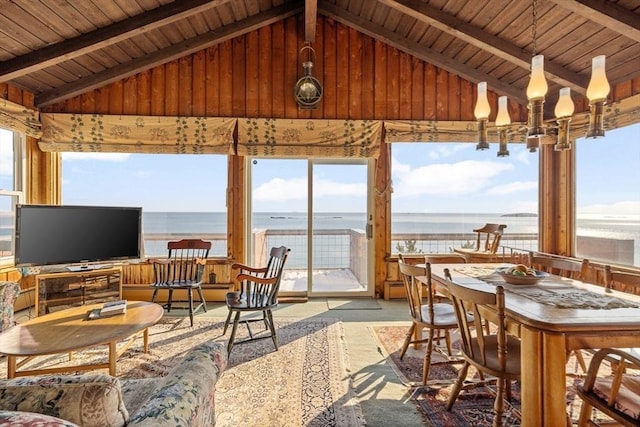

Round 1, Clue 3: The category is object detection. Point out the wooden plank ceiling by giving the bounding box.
[0,0,638,110]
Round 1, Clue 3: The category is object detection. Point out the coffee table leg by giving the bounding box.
[143,328,149,352]
[109,341,116,376]
[7,356,16,379]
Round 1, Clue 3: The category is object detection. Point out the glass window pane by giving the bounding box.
[62,153,228,257]
[576,123,640,267]
[391,142,539,255]
[0,128,14,191]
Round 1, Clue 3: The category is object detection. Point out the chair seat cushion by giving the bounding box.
[419,303,458,327]
[593,374,640,420]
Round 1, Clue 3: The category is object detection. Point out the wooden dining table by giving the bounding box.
[420,263,640,427]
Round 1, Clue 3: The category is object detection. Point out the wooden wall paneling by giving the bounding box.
[284,16,299,118]
[178,57,193,116]
[0,83,7,99]
[150,66,165,116]
[232,38,246,117]
[309,18,324,119]
[322,18,337,119]
[448,74,461,120]
[374,140,391,298]
[398,52,412,119]
[435,67,448,120]
[65,96,81,113]
[227,154,244,269]
[205,46,220,117]
[108,80,123,115]
[386,47,400,119]
[7,85,22,105]
[373,41,386,120]
[123,76,137,115]
[192,51,206,116]
[136,70,151,116]
[460,78,473,119]
[410,56,424,120]
[164,60,179,116]
[335,22,350,118]
[348,28,362,119]
[271,21,286,118]
[361,35,375,119]
[80,91,95,114]
[245,31,260,117]
[424,63,437,120]
[219,41,234,116]
[258,25,273,118]
[613,80,632,101]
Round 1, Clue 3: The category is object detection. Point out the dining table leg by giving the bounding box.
[521,326,568,426]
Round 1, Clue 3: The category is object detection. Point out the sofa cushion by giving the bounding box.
[0,409,80,426]
[0,374,128,427]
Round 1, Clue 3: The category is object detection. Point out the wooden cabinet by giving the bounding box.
[34,267,122,316]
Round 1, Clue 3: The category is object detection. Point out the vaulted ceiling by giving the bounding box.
[1,0,638,109]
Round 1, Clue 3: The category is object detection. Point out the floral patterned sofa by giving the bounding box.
[0,340,227,426]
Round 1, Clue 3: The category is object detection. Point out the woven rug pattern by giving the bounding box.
[0,317,364,427]
[371,325,595,427]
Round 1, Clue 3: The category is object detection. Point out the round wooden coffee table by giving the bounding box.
[0,300,164,378]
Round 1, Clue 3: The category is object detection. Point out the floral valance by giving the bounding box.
[39,114,236,154]
[237,118,382,158]
[568,93,640,142]
[0,99,41,138]
[384,119,531,144]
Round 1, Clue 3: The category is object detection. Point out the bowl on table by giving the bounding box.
[495,265,548,285]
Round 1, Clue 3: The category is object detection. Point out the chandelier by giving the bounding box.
[294,44,323,110]
[474,0,610,155]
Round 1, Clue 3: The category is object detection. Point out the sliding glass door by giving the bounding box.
[248,158,373,297]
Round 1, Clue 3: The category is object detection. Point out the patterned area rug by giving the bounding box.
[370,325,593,426]
[0,317,364,427]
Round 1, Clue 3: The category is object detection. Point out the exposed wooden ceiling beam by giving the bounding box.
[305,0,318,42]
[551,0,640,42]
[319,2,528,105]
[378,0,588,94]
[35,2,304,107]
[0,0,232,82]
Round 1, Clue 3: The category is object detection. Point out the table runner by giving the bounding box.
[452,266,639,310]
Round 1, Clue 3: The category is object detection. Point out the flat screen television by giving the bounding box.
[14,204,143,270]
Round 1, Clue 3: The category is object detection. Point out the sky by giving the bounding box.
[3,123,637,216]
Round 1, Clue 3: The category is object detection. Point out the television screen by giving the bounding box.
[14,204,143,268]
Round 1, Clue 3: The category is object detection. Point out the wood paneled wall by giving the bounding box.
[42,16,530,123]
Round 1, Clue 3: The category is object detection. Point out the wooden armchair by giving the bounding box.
[577,348,640,426]
[453,223,507,262]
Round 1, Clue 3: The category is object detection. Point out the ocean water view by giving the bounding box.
[142,212,640,266]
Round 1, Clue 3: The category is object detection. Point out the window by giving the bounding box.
[391,142,539,254]
[61,153,228,257]
[0,127,25,263]
[576,123,640,267]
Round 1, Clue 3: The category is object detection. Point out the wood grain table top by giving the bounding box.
[0,301,164,356]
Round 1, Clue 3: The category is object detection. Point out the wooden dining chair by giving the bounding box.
[577,348,640,427]
[397,261,461,385]
[222,246,290,355]
[444,275,521,427]
[150,239,211,327]
[528,253,591,372]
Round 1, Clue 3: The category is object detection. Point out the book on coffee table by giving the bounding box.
[88,300,127,319]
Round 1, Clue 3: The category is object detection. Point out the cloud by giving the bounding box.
[392,159,514,197]
[63,153,131,161]
[486,181,537,195]
[253,176,366,202]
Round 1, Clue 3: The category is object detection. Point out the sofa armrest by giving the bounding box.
[127,340,227,426]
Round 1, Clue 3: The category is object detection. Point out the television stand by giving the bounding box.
[34,267,122,316]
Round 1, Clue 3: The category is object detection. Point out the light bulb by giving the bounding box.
[586,55,610,103]
[495,96,511,127]
[554,88,574,119]
[526,55,548,101]
[474,82,490,120]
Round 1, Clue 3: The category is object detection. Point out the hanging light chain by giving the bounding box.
[531,0,538,56]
